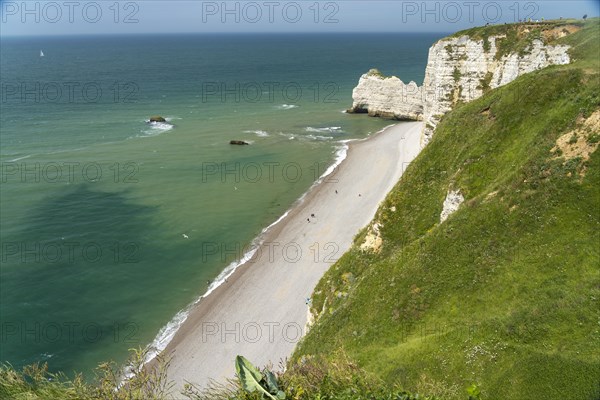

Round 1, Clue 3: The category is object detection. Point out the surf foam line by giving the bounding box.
[3,144,95,162]
[310,123,398,189]
[7,154,33,162]
[299,123,400,195]
[137,123,399,373]
[139,211,293,368]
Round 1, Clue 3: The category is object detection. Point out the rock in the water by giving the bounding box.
[149,116,166,123]
[230,140,249,145]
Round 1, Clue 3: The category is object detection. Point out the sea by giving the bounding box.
[0,33,441,377]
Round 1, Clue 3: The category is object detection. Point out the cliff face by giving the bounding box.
[349,69,424,121]
[420,35,570,144]
[349,29,572,146]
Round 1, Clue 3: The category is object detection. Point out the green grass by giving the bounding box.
[3,19,599,400]
[452,67,462,82]
[0,348,173,400]
[0,350,435,400]
[293,18,600,400]
[449,18,590,60]
[559,18,600,72]
[367,68,390,79]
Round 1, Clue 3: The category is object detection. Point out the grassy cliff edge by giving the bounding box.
[2,19,598,400]
[292,18,600,399]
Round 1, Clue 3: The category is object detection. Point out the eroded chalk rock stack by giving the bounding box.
[348,27,572,147]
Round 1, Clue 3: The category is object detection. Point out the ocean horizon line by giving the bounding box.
[1,31,452,39]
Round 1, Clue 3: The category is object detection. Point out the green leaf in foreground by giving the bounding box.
[264,369,286,399]
[235,355,285,399]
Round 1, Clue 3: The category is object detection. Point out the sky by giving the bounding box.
[0,0,599,36]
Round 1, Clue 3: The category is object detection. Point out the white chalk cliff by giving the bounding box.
[349,69,424,121]
[349,29,571,146]
[440,189,465,223]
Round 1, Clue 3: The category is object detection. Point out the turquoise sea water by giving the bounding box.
[0,33,441,376]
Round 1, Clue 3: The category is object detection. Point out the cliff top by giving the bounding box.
[447,18,592,59]
[295,17,600,399]
[450,18,586,41]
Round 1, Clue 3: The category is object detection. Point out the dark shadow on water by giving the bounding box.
[0,184,168,376]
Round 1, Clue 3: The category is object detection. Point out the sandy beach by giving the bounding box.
[162,121,424,390]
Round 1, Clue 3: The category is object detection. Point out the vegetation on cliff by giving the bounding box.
[450,18,585,60]
[2,19,598,400]
[293,18,599,399]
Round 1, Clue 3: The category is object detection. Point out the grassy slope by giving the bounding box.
[450,19,585,59]
[2,19,598,400]
[293,19,600,399]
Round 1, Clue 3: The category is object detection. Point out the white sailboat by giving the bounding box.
[40,50,44,57]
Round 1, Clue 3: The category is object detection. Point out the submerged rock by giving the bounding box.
[149,116,167,123]
[230,140,249,145]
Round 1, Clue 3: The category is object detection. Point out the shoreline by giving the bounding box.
[139,125,393,366]
[155,121,424,390]
[140,131,358,366]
